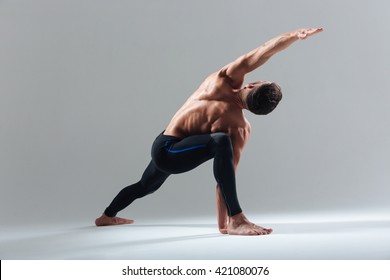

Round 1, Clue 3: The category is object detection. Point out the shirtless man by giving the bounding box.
[95,28,323,235]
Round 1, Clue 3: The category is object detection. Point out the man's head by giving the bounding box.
[244,81,282,115]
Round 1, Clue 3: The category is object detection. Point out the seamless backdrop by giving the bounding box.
[1,0,389,226]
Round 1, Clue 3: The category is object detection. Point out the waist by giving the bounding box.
[156,130,181,141]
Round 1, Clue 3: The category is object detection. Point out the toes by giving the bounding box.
[227,223,272,236]
[252,224,273,235]
[260,229,271,235]
[115,218,134,225]
[251,228,263,235]
[219,228,228,234]
[249,229,260,235]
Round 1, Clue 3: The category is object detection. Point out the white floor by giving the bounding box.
[1,212,390,259]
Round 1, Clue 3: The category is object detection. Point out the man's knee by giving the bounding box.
[211,132,233,151]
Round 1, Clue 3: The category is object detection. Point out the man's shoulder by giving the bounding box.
[216,66,244,89]
[197,74,235,102]
[205,68,237,89]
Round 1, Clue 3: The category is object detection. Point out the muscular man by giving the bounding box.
[95,28,323,235]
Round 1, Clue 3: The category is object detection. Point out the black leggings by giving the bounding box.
[104,131,242,217]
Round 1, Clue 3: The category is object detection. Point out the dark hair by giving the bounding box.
[246,83,282,115]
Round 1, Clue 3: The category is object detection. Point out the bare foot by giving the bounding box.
[95,214,134,226]
[227,213,272,236]
[218,217,228,234]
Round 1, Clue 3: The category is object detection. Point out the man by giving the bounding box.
[95,28,323,235]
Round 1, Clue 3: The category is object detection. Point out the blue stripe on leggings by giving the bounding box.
[165,143,207,153]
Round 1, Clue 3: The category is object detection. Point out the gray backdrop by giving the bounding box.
[1,0,389,225]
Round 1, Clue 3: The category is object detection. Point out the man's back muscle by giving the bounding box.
[164,70,249,139]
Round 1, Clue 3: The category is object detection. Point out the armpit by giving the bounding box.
[218,67,243,89]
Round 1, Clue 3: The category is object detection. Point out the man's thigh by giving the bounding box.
[159,134,215,174]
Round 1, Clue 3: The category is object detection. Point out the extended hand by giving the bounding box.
[296,27,323,40]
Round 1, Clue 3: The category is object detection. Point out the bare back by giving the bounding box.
[164,70,251,158]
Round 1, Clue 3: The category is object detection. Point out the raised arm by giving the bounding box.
[224,28,323,88]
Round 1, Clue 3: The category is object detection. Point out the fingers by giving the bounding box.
[297,27,323,40]
[309,27,324,35]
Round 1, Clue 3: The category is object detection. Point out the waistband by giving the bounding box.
[156,130,181,141]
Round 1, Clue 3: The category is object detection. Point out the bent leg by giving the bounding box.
[209,133,272,235]
[210,133,242,217]
[158,133,242,217]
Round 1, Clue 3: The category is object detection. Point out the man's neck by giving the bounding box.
[236,89,248,110]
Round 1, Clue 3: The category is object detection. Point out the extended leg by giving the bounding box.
[95,161,169,226]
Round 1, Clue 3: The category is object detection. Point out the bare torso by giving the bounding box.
[96,27,323,234]
[164,69,251,157]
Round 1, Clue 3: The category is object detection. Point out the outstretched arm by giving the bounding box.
[224,28,323,87]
